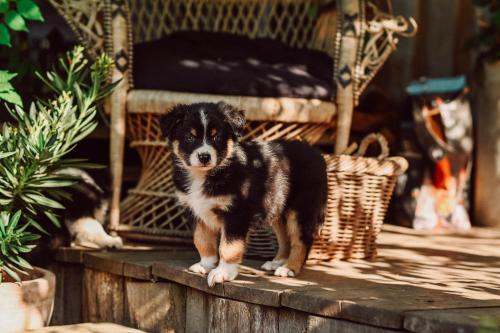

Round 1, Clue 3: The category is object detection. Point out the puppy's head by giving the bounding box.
[160,102,245,171]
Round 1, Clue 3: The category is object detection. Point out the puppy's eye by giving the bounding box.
[213,134,221,142]
[186,132,195,142]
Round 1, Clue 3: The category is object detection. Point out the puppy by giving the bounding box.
[160,102,327,287]
[56,168,123,249]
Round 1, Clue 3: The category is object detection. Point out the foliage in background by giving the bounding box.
[0,46,117,282]
[0,0,44,107]
[471,0,500,62]
[0,0,43,47]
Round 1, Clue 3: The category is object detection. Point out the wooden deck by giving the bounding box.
[49,225,500,333]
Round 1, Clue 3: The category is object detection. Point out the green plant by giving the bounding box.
[0,0,44,106]
[0,0,43,47]
[0,46,117,282]
[471,0,500,62]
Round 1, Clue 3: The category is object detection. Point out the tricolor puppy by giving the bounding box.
[160,102,327,287]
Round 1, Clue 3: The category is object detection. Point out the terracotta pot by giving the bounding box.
[0,267,55,333]
[475,60,500,226]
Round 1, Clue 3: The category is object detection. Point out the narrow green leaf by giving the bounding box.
[17,0,44,22]
[0,0,8,13]
[0,23,11,47]
[0,151,15,159]
[44,211,61,228]
[28,218,49,235]
[11,256,33,270]
[24,193,64,209]
[29,179,75,188]
[2,265,21,282]
[7,210,22,233]
[5,10,28,32]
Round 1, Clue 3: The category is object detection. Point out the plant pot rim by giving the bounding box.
[1,266,54,285]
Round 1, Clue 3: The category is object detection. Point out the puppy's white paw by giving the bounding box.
[261,259,287,271]
[207,260,239,287]
[188,256,217,275]
[189,262,214,274]
[274,265,295,277]
[107,236,123,249]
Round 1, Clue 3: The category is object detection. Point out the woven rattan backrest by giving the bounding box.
[129,0,329,52]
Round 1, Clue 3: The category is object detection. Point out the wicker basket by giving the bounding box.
[308,133,408,261]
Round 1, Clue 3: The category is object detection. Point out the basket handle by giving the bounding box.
[354,133,389,159]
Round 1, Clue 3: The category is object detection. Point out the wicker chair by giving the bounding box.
[49,0,414,248]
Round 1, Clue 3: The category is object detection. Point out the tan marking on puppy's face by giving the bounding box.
[193,222,218,258]
[219,232,245,264]
[286,210,307,275]
[190,128,197,136]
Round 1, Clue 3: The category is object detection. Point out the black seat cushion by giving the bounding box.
[133,31,334,100]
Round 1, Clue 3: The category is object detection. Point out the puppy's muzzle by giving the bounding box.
[198,152,211,165]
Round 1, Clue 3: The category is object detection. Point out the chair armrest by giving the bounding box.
[48,0,112,59]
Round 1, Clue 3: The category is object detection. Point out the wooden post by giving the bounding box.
[474,61,500,227]
[108,0,131,233]
[334,0,362,154]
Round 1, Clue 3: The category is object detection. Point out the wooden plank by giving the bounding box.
[84,252,124,276]
[186,288,212,333]
[123,250,197,280]
[185,288,279,333]
[152,258,226,298]
[29,323,146,333]
[152,258,299,307]
[82,268,126,324]
[278,309,309,333]
[278,310,404,333]
[404,308,500,333]
[208,296,279,333]
[306,315,404,333]
[84,250,196,279]
[281,282,500,330]
[124,280,186,333]
[55,247,95,264]
[49,262,84,325]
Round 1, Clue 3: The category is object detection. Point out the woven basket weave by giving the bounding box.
[308,133,408,261]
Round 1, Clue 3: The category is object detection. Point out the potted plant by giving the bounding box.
[0,45,117,332]
[471,0,500,227]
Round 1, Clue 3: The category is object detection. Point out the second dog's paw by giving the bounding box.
[274,265,295,277]
[108,236,123,249]
[261,259,287,271]
[207,261,239,287]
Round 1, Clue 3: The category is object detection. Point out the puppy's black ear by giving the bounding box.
[160,105,186,141]
[217,102,246,137]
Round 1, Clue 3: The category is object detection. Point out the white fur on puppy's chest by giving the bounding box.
[176,173,232,231]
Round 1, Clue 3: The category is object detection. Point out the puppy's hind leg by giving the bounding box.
[261,220,290,271]
[274,211,308,277]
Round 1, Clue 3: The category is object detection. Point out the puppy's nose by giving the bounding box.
[198,152,211,165]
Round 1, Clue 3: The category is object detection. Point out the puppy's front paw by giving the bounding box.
[207,260,238,287]
[188,256,218,275]
[261,259,287,271]
[274,265,295,277]
[189,262,214,274]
